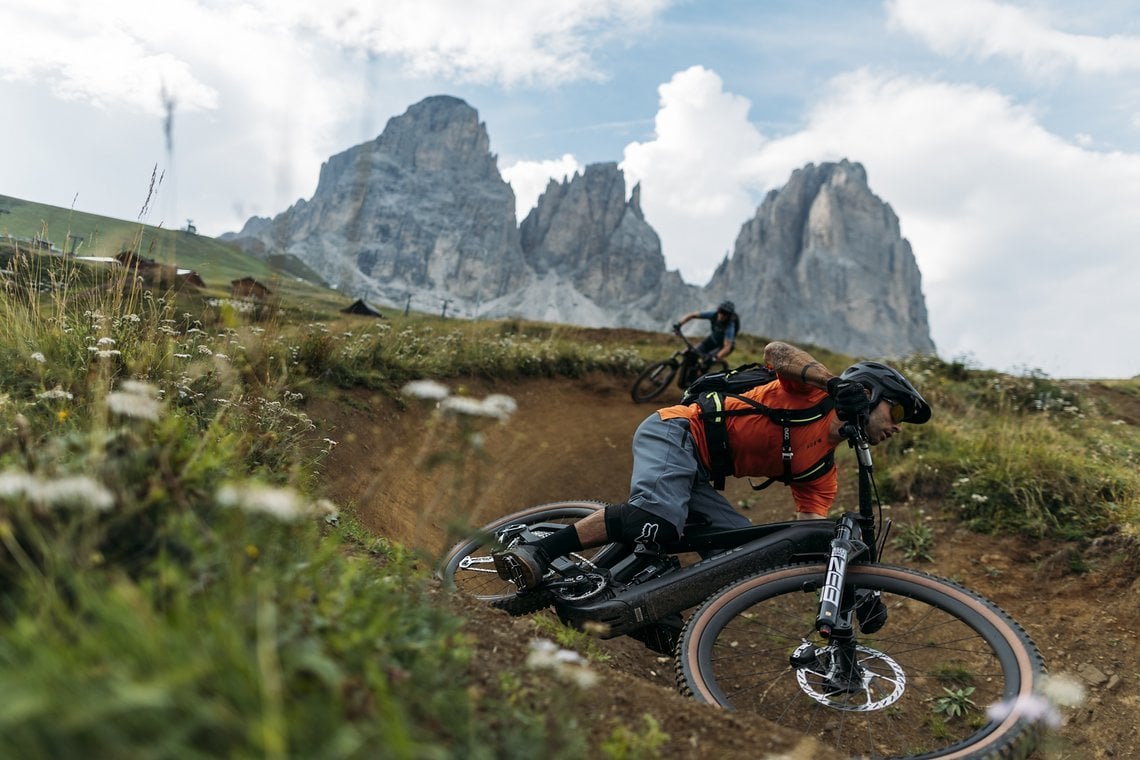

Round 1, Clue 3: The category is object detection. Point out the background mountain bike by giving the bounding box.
[439,418,1047,759]
[629,327,729,403]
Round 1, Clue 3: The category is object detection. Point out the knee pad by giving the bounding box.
[604,503,679,548]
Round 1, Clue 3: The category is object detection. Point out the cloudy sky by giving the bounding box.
[2,0,1138,379]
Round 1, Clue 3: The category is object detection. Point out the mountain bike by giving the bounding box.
[629,327,729,403]
[439,419,1047,759]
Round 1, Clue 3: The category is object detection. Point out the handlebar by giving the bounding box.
[671,326,703,355]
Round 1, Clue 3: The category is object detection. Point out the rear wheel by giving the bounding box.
[631,360,678,403]
[438,500,613,608]
[678,563,1045,759]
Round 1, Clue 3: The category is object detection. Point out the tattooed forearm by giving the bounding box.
[764,341,835,388]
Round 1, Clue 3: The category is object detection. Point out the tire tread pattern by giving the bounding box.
[675,562,1046,760]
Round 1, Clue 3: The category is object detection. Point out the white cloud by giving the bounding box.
[620,66,766,283]
[0,1,218,115]
[887,0,1140,76]
[261,0,672,88]
[1,0,673,108]
[0,0,675,235]
[745,68,1140,378]
[502,154,584,221]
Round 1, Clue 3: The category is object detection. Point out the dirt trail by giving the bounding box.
[310,373,1140,759]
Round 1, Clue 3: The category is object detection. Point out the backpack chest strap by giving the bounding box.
[696,392,835,491]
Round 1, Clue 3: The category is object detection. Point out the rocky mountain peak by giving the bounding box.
[705,159,935,357]
[223,97,935,360]
[518,162,679,311]
[373,95,500,178]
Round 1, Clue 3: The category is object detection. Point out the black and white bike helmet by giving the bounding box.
[717,300,735,314]
[840,361,932,424]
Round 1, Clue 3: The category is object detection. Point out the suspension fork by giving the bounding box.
[815,512,870,638]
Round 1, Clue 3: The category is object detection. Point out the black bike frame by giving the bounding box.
[672,330,708,386]
[511,419,883,640]
[553,519,836,636]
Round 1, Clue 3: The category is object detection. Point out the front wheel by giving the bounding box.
[438,500,613,608]
[677,563,1046,759]
[631,359,678,403]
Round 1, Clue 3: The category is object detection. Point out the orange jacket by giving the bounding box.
[658,374,838,516]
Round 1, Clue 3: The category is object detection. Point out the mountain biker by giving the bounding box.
[493,340,931,632]
[674,300,738,367]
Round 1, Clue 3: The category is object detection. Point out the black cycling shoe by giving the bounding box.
[492,544,550,591]
[855,590,888,634]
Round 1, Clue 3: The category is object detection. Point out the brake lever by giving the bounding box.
[839,417,873,466]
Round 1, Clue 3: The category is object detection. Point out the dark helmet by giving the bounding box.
[840,361,931,424]
[717,300,735,314]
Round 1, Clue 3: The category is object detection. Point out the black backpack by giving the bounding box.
[681,363,836,491]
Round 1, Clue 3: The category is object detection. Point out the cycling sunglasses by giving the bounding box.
[883,398,907,424]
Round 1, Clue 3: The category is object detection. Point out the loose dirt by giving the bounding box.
[310,373,1140,759]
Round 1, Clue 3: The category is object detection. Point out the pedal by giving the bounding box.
[492,552,527,589]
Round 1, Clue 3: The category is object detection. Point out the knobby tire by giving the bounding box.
[631,360,678,403]
[677,563,1045,760]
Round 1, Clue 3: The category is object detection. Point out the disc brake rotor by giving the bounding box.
[791,641,907,711]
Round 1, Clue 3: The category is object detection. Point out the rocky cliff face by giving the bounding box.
[226,95,530,307]
[704,161,935,357]
[514,164,696,329]
[225,96,934,359]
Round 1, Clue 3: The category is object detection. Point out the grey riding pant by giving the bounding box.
[626,413,752,537]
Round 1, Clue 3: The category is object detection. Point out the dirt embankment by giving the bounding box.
[310,373,1140,759]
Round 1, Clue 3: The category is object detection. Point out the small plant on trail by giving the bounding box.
[892,521,935,562]
[531,612,612,665]
[600,714,669,759]
[932,686,978,720]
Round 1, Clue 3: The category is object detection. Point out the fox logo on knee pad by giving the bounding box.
[637,522,659,545]
[605,503,679,550]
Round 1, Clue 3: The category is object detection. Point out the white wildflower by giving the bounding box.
[174,353,191,359]
[482,394,518,420]
[30,352,46,363]
[440,393,518,420]
[95,350,122,359]
[37,386,73,400]
[107,381,162,421]
[525,638,597,688]
[402,379,450,401]
[315,498,340,525]
[40,477,116,511]
[970,493,989,503]
[1041,673,1086,707]
[97,336,116,346]
[986,694,1062,729]
[217,483,311,522]
[440,396,486,416]
[196,345,213,356]
[0,470,114,511]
